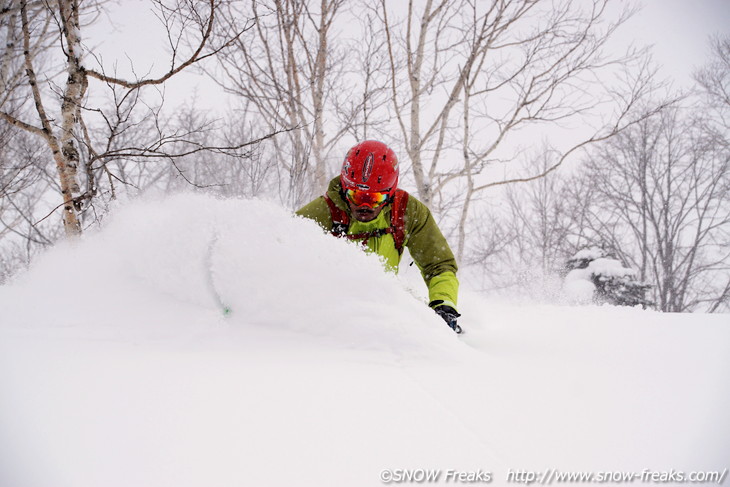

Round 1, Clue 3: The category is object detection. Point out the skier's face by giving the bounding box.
[347,200,386,222]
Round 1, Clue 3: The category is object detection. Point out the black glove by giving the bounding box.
[430,301,463,334]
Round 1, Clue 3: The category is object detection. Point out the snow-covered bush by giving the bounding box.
[564,247,653,308]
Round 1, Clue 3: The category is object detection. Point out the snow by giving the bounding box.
[562,275,597,304]
[586,257,637,278]
[569,247,606,262]
[567,248,639,280]
[1,193,728,487]
[564,252,641,303]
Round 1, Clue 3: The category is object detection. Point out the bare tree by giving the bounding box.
[694,35,730,136]
[333,8,394,143]
[0,0,259,237]
[580,106,729,312]
[467,149,597,298]
[211,0,357,206]
[503,150,582,274]
[379,0,638,202]
[371,0,677,268]
[0,122,61,281]
[693,35,730,312]
[151,100,281,198]
[471,37,729,311]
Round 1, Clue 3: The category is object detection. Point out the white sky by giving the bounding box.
[625,0,730,86]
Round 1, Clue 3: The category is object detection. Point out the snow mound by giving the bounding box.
[1,193,456,354]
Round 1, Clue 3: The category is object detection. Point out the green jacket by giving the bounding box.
[296,177,459,310]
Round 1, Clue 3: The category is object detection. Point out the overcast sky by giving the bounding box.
[626,0,730,86]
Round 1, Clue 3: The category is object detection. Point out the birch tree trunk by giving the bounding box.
[3,0,255,238]
[57,0,85,235]
[21,0,82,235]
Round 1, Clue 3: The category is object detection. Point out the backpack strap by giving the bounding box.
[322,193,349,236]
[323,190,409,254]
[390,189,409,255]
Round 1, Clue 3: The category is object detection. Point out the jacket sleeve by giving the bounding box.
[296,197,333,231]
[404,197,460,310]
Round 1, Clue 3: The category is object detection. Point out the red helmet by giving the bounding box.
[340,140,399,198]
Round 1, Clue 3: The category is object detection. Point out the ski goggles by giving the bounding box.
[345,188,390,208]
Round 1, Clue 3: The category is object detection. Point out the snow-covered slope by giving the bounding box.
[1,194,728,487]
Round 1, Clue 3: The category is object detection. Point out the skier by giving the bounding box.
[296,140,462,333]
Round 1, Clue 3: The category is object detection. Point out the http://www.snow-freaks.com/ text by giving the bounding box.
[378,467,728,484]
